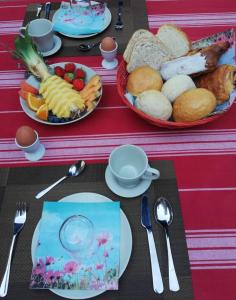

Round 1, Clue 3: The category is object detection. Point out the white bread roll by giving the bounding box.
[126,36,172,73]
[136,90,172,120]
[161,75,196,103]
[156,24,191,58]
[173,88,217,122]
[123,29,154,63]
[127,66,163,96]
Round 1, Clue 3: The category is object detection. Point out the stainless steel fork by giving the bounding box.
[0,202,27,297]
[115,1,124,30]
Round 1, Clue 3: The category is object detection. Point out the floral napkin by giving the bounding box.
[30,201,120,290]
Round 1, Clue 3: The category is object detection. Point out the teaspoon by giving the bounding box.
[35,160,86,199]
[78,41,100,52]
[154,197,180,292]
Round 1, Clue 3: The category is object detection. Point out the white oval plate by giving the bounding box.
[20,62,102,125]
[31,192,133,299]
[52,4,112,39]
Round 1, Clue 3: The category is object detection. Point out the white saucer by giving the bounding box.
[102,58,118,70]
[40,35,62,57]
[105,166,152,198]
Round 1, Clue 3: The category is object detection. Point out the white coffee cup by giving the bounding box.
[108,144,160,188]
[15,131,45,161]
[20,18,54,53]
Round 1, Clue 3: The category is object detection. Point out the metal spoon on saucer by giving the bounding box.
[35,160,86,199]
[154,197,180,292]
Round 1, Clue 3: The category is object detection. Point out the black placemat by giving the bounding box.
[23,0,149,57]
[0,160,193,299]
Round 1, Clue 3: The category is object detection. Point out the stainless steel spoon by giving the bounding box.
[35,160,86,199]
[36,4,42,17]
[154,197,180,292]
[78,41,100,52]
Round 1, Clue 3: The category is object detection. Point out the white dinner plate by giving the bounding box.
[52,5,112,39]
[31,192,133,299]
[20,62,102,125]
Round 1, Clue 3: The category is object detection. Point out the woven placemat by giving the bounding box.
[0,160,193,299]
[23,0,149,57]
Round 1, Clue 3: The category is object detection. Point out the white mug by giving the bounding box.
[19,18,54,53]
[15,131,45,161]
[108,144,160,188]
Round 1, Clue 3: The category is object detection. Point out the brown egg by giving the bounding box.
[15,126,36,147]
[101,37,116,51]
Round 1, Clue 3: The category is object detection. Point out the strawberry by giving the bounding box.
[73,78,85,91]
[75,68,86,79]
[64,63,76,73]
[54,66,65,78]
[64,72,74,83]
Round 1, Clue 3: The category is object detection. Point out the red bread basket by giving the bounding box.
[116,59,228,129]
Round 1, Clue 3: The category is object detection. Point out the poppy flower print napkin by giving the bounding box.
[30,201,120,290]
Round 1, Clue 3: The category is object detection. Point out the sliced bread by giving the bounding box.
[156,24,191,58]
[126,36,172,73]
[123,29,154,63]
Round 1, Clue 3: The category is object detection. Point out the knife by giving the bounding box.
[141,195,164,294]
[44,2,51,19]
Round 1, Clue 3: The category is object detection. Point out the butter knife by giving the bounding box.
[45,2,51,19]
[141,195,164,294]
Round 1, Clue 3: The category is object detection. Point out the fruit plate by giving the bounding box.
[117,29,236,129]
[20,62,102,126]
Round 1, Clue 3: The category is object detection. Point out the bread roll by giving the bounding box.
[161,75,196,103]
[156,24,191,58]
[136,90,172,120]
[127,66,163,96]
[173,88,217,122]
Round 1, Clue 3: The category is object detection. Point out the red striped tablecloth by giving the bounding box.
[1,0,236,299]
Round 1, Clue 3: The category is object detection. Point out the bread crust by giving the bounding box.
[127,66,163,96]
[173,88,217,122]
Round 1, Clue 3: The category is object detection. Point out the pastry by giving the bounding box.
[136,90,172,120]
[173,88,217,122]
[195,64,236,103]
[160,41,230,80]
[161,75,196,103]
[127,66,163,96]
[156,23,191,58]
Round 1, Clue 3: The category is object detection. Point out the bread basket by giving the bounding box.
[116,29,235,129]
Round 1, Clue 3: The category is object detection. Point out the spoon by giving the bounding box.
[78,41,100,52]
[35,160,86,199]
[154,197,180,292]
[36,4,42,17]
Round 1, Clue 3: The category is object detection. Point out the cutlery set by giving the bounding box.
[141,195,180,294]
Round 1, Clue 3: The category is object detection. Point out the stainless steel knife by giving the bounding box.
[141,195,164,294]
[45,2,51,19]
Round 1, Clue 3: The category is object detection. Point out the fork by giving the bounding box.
[0,202,27,297]
[115,1,124,30]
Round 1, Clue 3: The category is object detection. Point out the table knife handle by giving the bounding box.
[35,175,67,199]
[147,229,164,294]
[0,235,16,297]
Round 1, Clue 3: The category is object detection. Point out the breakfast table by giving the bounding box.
[0,0,236,299]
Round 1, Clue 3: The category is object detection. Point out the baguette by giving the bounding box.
[123,29,154,63]
[156,23,191,58]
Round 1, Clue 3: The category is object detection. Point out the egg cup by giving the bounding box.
[15,131,45,161]
[99,41,118,70]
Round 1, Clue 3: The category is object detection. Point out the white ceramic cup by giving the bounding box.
[20,18,54,53]
[99,41,118,69]
[15,131,45,161]
[108,144,160,188]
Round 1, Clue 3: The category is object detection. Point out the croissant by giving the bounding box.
[195,64,236,104]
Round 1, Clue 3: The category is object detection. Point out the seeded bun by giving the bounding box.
[127,66,163,96]
[173,88,217,122]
